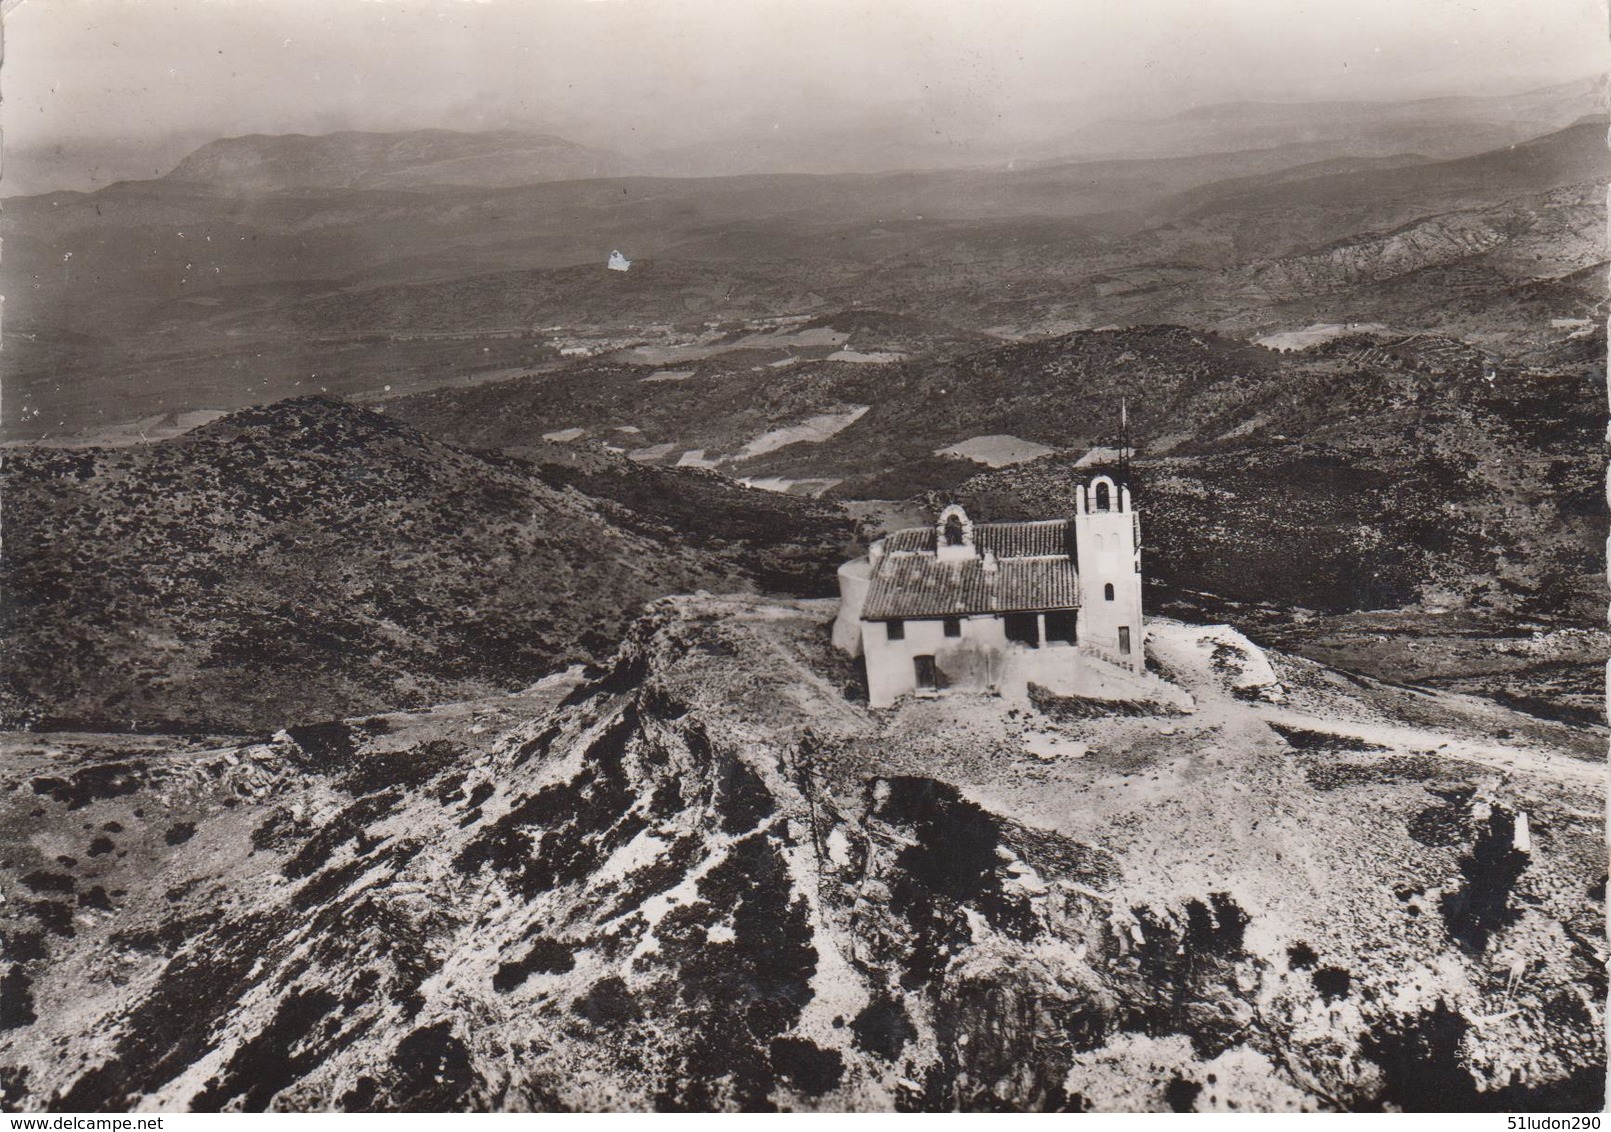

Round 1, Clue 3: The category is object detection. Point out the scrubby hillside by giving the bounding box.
[0,399,853,732]
[1,596,1601,1111]
[385,320,1605,636]
[931,334,1605,621]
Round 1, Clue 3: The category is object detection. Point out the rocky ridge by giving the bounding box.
[1,596,1601,1111]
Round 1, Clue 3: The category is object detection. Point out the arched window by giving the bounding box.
[1095,481,1111,511]
[1104,583,1115,601]
[944,515,965,546]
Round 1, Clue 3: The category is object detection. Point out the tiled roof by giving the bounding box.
[862,555,1078,619]
[883,519,1070,559]
[862,519,1078,619]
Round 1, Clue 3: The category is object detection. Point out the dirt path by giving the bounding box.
[1147,620,1605,794]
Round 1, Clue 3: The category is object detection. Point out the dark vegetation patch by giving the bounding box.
[4,932,48,962]
[1005,824,1120,891]
[1270,723,1390,753]
[26,900,76,938]
[1028,685,1188,720]
[283,721,363,767]
[922,973,1103,1111]
[0,1065,30,1107]
[717,753,775,835]
[56,913,281,1111]
[492,937,577,993]
[341,740,466,796]
[0,967,38,1030]
[640,682,689,721]
[281,791,401,880]
[111,907,226,957]
[769,1037,844,1098]
[191,987,342,1111]
[289,852,386,914]
[1488,688,1605,728]
[290,837,422,915]
[164,822,197,847]
[1311,966,1352,1003]
[606,834,705,921]
[1124,893,1251,1056]
[1286,941,1318,970]
[29,763,147,810]
[434,772,467,805]
[339,1076,379,1112]
[20,871,74,896]
[560,646,651,708]
[390,1021,483,1111]
[510,720,563,769]
[1362,1000,1604,1111]
[1542,989,1593,1030]
[852,992,917,1060]
[87,836,116,857]
[871,777,1039,983]
[1163,1075,1202,1112]
[1440,807,1529,952]
[454,705,646,899]
[572,975,640,1029]
[78,886,115,912]
[650,830,817,1111]
[251,809,307,852]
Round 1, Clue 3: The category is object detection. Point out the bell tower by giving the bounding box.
[1073,473,1144,672]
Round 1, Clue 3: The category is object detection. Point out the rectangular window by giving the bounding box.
[1118,626,1132,655]
[1045,610,1076,645]
[1004,612,1039,648]
[943,617,962,638]
[886,620,905,641]
[914,655,937,689]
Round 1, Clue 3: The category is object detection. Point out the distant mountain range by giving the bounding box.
[162,129,636,193]
[5,74,1602,197]
[1060,74,1609,163]
[4,110,1603,447]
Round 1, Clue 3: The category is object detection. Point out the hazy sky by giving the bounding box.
[5,0,1607,157]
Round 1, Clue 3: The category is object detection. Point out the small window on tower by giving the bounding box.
[944,515,965,546]
[1095,482,1111,511]
[886,620,905,641]
[1104,583,1115,602]
[943,617,962,638]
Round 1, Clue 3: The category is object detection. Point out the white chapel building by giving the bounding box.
[832,474,1151,708]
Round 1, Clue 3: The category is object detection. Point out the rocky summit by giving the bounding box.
[2,596,1601,1112]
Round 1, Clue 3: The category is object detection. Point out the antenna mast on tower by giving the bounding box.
[1119,397,1131,487]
